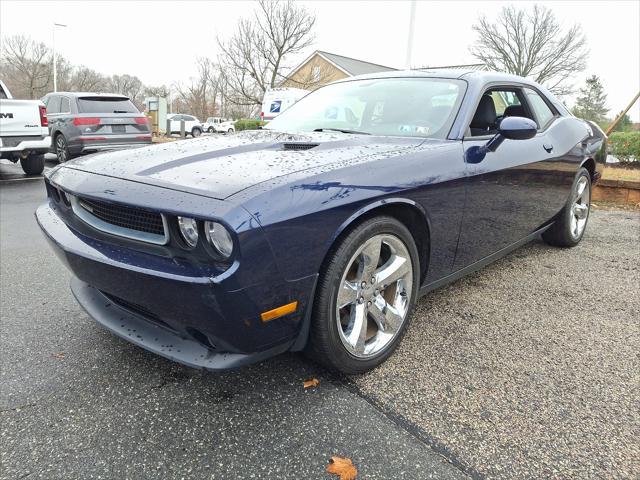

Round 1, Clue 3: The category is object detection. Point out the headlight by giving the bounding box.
[204,221,233,258]
[177,216,198,248]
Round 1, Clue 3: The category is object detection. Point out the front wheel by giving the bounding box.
[543,167,591,247]
[227,128,234,133]
[307,216,420,374]
[20,153,45,175]
[208,127,214,133]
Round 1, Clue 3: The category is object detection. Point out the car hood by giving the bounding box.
[65,130,429,200]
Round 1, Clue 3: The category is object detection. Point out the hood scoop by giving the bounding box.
[282,143,319,151]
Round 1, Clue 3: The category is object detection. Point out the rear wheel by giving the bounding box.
[208,127,214,133]
[191,127,202,137]
[307,216,419,374]
[543,167,591,247]
[55,134,71,163]
[20,153,45,175]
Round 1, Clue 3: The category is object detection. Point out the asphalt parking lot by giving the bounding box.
[1,176,639,479]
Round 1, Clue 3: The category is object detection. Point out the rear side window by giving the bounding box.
[525,89,556,128]
[77,97,139,114]
[0,84,6,99]
[46,96,61,114]
[60,97,70,113]
[491,90,522,116]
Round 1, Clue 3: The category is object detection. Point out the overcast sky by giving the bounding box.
[1,0,638,120]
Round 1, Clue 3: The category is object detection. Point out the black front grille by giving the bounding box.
[283,143,318,151]
[78,197,165,236]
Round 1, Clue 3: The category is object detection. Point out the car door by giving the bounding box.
[57,96,72,142]
[45,95,61,134]
[44,95,68,147]
[453,84,574,269]
[184,115,197,131]
[170,115,182,133]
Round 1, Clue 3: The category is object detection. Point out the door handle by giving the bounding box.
[543,144,553,153]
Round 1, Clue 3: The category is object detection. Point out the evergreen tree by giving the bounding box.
[572,75,609,122]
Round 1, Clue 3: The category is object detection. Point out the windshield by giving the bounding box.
[266,77,465,138]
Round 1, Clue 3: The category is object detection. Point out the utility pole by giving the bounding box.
[53,22,67,92]
[405,0,417,69]
[605,91,640,135]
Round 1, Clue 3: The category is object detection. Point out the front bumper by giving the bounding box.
[35,198,316,370]
[70,278,294,369]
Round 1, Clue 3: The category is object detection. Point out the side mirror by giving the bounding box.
[466,116,538,164]
[498,116,537,141]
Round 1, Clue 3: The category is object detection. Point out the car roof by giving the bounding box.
[45,92,130,99]
[336,69,541,87]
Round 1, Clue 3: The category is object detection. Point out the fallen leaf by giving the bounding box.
[327,456,357,480]
[303,378,320,389]
[51,352,65,359]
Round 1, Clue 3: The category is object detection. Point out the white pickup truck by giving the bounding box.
[0,80,51,175]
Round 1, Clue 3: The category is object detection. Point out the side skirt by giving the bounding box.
[419,224,552,296]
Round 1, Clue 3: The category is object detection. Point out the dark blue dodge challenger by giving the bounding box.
[37,70,606,373]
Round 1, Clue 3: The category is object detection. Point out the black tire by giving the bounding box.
[20,153,45,176]
[543,167,591,247]
[55,134,72,163]
[208,127,214,133]
[227,128,234,133]
[191,127,202,138]
[306,216,420,374]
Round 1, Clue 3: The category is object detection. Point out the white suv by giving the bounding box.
[167,114,202,137]
[203,117,235,134]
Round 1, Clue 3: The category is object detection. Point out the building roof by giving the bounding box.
[286,50,396,79]
[316,51,396,76]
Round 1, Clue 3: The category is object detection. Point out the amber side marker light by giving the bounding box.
[260,301,298,322]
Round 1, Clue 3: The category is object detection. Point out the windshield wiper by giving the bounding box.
[313,128,370,135]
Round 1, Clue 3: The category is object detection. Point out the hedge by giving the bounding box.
[609,131,640,164]
[234,119,265,131]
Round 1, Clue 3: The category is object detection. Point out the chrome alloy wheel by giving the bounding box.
[336,234,413,358]
[55,136,67,162]
[570,176,590,239]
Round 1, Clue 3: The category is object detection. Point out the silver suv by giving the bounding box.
[42,92,152,162]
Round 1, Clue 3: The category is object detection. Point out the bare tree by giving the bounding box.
[218,0,315,107]
[68,66,108,92]
[173,58,221,119]
[1,35,52,98]
[144,84,171,98]
[470,5,588,95]
[107,74,144,107]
